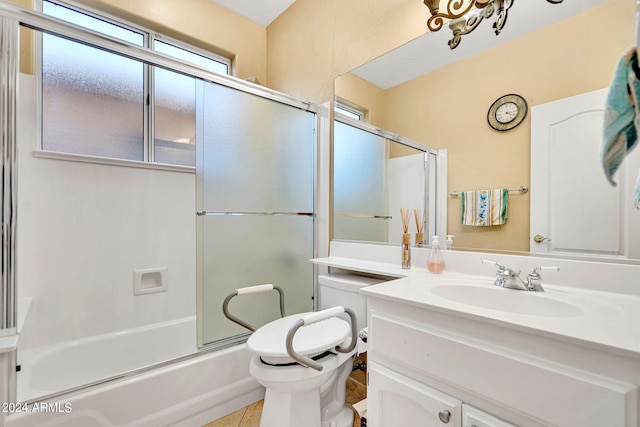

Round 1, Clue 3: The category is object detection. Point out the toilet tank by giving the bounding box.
[317,273,385,333]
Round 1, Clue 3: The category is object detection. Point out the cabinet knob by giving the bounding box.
[438,409,451,423]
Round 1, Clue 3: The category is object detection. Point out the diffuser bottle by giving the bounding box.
[427,235,445,274]
[401,233,411,269]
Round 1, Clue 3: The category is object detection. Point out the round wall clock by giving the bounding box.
[487,94,528,131]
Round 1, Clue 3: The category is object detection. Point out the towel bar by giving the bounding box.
[450,185,528,198]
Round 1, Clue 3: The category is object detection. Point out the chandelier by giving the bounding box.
[423,0,565,49]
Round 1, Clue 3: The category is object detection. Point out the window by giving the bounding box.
[41,0,231,167]
[334,99,365,121]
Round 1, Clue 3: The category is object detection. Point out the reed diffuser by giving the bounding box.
[400,208,411,269]
[413,209,425,247]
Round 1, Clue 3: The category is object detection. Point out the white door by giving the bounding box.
[367,363,462,427]
[530,88,624,256]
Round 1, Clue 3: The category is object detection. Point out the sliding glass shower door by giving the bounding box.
[196,81,316,346]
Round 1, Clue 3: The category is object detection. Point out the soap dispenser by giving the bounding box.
[427,235,445,274]
[445,235,455,250]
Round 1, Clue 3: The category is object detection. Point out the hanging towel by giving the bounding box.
[461,189,508,226]
[602,48,640,209]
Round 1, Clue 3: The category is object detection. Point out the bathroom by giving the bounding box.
[0,0,639,426]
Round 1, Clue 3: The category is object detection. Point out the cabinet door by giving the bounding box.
[368,363,461,427]
[463,404,517,427]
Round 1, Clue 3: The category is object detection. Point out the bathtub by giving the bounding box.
[7,317,263,426]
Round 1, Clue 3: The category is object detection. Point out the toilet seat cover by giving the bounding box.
[246,313,351,358]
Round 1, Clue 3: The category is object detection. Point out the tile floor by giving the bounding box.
[203,377,366,427]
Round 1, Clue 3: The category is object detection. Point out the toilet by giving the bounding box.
[223,276,379,427]
[317,273,384,337]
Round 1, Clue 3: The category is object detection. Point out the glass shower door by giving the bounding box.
[196,81,316,346]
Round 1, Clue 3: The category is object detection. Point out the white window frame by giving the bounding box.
[35,0,232,172]
[334,97,367,122]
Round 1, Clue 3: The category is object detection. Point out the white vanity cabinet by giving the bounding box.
[368,363,461,426]
[365,296,639,427]
[367,363,517,427]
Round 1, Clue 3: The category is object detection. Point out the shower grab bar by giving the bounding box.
[286,306,357,372]
[449,185,528,198]
[197,210,314,217]
[333,213,392,219]
[222,284,286,332]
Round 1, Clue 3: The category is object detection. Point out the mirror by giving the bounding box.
[332,116,440,244]
[333,0,640,263]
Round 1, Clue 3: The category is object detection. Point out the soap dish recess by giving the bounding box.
[133,267,168,295]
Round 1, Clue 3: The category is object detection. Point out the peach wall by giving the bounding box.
[267,0,429,103]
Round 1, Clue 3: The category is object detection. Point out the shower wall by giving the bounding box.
[16,74,196,351]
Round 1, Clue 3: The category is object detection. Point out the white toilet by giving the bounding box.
[223,276,377,427]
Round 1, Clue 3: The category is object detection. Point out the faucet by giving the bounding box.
[525,266,560,292]
[482,260,559,292]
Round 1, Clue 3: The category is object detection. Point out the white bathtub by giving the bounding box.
[8,317,263,426]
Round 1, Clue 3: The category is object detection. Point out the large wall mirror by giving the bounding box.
[332,115,443,244]
[333,0,640,263]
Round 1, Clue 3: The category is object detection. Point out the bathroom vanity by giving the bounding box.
[312,242,640,427]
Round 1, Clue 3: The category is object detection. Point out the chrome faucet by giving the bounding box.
[482,260,559,292]
[525,266,560,292]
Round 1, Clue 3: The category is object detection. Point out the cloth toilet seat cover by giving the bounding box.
[246,313,351,358]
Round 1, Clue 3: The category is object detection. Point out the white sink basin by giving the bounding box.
[430,285,585,317]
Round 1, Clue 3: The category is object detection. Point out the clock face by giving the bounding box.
[495,102,518,124]
[487,94,528,131]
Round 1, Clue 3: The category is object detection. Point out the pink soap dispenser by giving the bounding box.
[427,235,445,274]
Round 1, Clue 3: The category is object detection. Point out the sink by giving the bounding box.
[430,285,585,317]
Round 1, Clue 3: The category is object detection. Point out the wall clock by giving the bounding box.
[487,94,528,131]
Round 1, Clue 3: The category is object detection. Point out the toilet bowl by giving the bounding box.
[223,285,359,427]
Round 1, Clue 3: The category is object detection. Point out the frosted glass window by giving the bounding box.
[333,120,389,241]
[41,33,144,160]
[153,41,228,166]
[42,1,144,160]
[41,1,232,167]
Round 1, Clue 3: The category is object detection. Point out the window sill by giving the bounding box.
[33,151,196,174]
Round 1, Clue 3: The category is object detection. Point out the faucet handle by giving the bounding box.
[482,259,506,271]
[526,266,559,291]
[530,266,560,276]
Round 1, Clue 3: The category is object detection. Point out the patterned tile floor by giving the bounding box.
[203,377,366,427]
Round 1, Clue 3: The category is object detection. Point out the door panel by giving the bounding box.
[196,81,316,346]
[530,89,622,256]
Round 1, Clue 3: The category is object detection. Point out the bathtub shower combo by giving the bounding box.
[0,3,319,425]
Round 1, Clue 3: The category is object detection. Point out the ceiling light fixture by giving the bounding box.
[423,0,564,49]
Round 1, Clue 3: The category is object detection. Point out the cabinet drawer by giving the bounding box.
[463,404,517,427]
[370,313,637,426]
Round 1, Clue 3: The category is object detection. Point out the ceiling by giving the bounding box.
[349,0,611,89]
[209,0,295,27]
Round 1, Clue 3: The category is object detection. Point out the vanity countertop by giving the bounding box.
[311,255,640,359]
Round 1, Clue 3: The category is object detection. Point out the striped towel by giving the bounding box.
[461,189,508,226]
[602,47,640,209]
